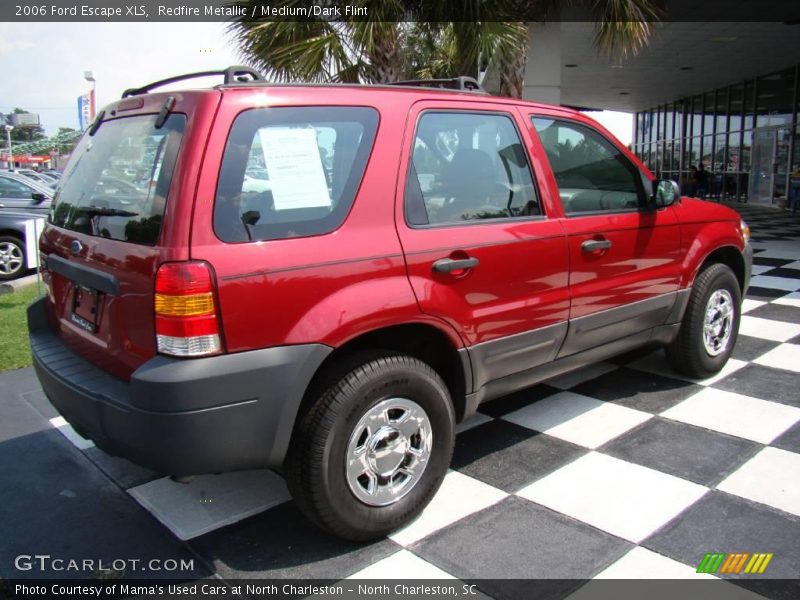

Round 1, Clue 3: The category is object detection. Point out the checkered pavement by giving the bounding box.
[9,203,800,598]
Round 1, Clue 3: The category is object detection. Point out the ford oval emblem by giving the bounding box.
[70,240,83,254]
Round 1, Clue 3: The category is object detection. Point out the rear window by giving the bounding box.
[50,114,185,245]
[214,106,379,243]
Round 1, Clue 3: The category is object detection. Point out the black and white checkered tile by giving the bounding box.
[21,204,800,597]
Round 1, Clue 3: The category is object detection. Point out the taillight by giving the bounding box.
[154,262,221,357]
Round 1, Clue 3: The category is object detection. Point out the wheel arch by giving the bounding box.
[693,245,746,294]
[0,229,25,241]
[293,322,472,442]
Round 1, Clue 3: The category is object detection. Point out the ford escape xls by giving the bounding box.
[28,66,752,541]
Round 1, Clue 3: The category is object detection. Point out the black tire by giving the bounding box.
[0,236,26,281]
[285,351,455,541]
[666,263,741,379]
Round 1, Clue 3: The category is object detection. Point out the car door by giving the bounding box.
[527,113,682,356]
[0,174,50,214]
[396,101,570,391]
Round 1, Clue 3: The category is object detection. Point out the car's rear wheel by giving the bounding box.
[0,236,25,281]
[666,263,741,378]
[286,352,454,541]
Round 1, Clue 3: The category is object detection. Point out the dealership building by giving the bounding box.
[520,18,800,205]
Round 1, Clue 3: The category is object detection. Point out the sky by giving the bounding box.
[0,22,633,144]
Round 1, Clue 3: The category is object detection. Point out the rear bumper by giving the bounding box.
[27,298,331,475]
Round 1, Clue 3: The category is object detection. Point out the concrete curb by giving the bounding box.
[0,273,40,295]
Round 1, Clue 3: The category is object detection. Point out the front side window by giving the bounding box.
[406,111,540,226]
[50,114,185,245]
[532,117,645,215]
[214,106,379,243]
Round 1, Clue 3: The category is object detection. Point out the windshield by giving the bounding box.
[50,113,185,245]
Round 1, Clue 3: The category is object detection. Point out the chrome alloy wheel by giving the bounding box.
[345,397,432,507]
[0,241,23,277]
[703,289,735,356]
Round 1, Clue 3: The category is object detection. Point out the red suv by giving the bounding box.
[28,67,752,541]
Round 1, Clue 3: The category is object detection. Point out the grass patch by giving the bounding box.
[0,284,42,372]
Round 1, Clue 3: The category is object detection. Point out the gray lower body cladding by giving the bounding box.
[27,298,331,475]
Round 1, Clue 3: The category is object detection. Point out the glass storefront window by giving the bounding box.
[674,101,684,140]
[793,125,800,172]
[636,113,644,145]
[704,92,716,136]
[653,107,661,142]
[776,127,792,198]
[715,133,728,172]
[741,130,752,172]
[665,104,674,140]
[684,138,695,171]
[729,83,743,132]
[716,88,728,134]
[728,132,742,173]
[635,64,798,204]
[672,141,682,171]
[756,68,795,127]
[701,136,714,169]
[743,80,755,130]
[692,96,703,137]
[655,143,664,174]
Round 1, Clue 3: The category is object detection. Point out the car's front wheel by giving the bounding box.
[666,263,741,378]
[286,352,455,541]
[0,236,26,281]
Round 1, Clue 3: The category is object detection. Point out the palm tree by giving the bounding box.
[228,0,661,98]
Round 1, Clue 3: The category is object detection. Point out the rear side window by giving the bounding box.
[531,117,644,214]
[406,111,540,226]
[214,106,379,243]
[50,114,185,245]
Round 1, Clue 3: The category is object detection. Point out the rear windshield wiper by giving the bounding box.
[77,205,139,218]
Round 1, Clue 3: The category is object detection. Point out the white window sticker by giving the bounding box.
[258,127,332,210]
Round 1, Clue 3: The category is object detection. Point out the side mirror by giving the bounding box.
[652,179,680,208]
[31,192,48,203]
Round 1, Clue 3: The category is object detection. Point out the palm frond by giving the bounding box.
[589,0,663,60]
[227,2,361,82]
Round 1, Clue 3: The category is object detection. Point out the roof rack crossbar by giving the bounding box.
[121,65,264,98]
[386,76,485,93]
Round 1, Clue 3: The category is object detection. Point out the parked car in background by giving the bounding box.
[0,171,53,215]
[241,166,271,193]
[14,169,57,189]
[0,210,42,280]
[35,172,60,188]
[95,175,145,198]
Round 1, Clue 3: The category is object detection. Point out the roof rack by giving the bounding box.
[386,76,486,93]
[121,65,264,98]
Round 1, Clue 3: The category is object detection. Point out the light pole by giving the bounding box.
[4,124,13,170]
[84,70,96,120]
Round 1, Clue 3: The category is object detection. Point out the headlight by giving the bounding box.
[740,219,750,244]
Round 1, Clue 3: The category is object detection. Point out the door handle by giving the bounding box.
[432,256,479,273]
[581,239,612,252]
